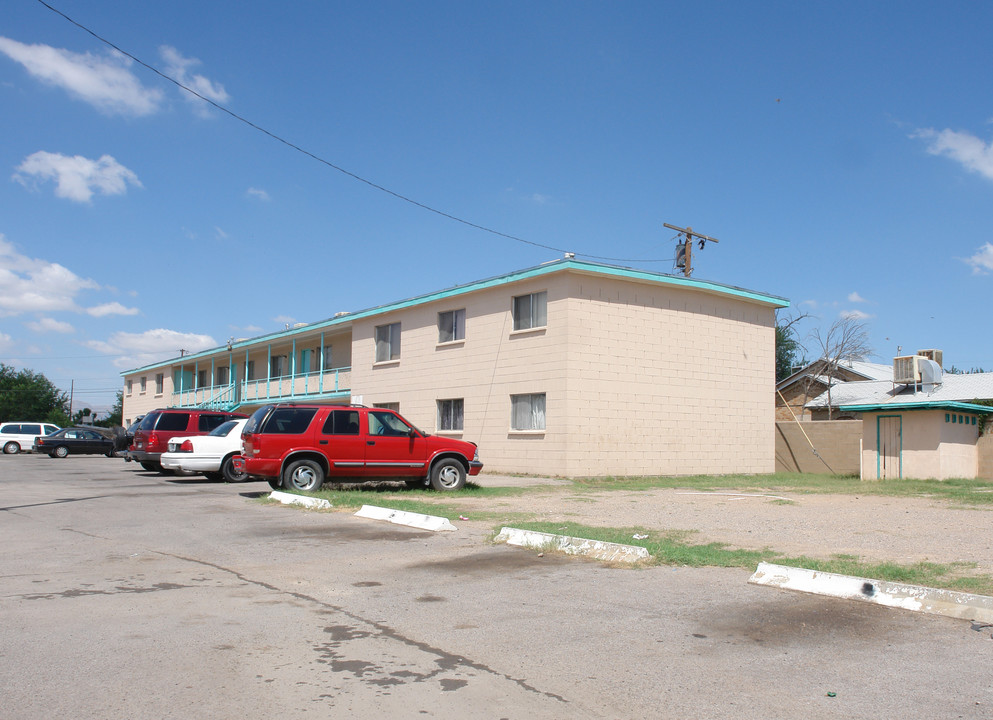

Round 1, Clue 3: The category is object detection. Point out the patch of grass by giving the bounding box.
[505,521,993,594]
[567,473,993,505]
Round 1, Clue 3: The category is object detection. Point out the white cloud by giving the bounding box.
[847,291,866,303]
[159,45,229,116]
[214,226,229,240]
[86,301,140,317]
[915,127,993,181]
[14,151,141,203]
[25,317,74,334]
[0,36,162,116]
[273,315,295,325]
[840,309,873,321]
[247,187,270,201]
[0,235,100,316]
[965,242,993,275]
[86,328,217,369]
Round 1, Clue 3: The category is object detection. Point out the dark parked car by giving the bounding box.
[34,427,117,458]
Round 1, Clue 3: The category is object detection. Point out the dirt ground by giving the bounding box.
[452,474,993,575]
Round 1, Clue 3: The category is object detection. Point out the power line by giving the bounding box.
[34,0,669,264]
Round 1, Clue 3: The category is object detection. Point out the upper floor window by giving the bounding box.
[511,393,546,431]
[512,291,547,331]
[438,309,465,343]
[246,360,256,381]
[197,369,208,388]
[216,366,230,385]
[375,322,401,362]
[437,398,464,431]
[270,355,288,378]
[126,379,133,394]
[155,373,164,394]
[140,376,147,393]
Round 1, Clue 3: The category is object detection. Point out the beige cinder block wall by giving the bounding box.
[349,269,777,477]
[562,272,776,475]
[349,275,573,476]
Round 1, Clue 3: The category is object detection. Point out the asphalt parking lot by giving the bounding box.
[2,455,991,719]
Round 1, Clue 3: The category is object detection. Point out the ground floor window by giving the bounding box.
[437,398,464,431]
[373,402,400,412]
[511,393,545,431]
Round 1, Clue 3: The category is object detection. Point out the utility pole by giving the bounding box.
[664,223,720,277]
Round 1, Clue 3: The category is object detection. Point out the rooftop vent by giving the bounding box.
[893,352,944,386]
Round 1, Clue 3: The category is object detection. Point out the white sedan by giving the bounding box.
[160,418,248,482]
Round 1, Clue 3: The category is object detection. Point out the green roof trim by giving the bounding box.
[839,401,993,414]
[123,258,789,375]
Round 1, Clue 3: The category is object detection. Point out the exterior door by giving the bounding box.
[877,415,902,479]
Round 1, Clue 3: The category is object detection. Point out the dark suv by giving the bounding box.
[237,404,482,492]
[130,408,246,472]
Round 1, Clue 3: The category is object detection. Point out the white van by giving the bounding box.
[1,422,61,454]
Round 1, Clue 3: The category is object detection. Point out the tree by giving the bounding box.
[775,311,809,381]
[811,317,873,420]
[0,364,70,424]
[95,391,124,428]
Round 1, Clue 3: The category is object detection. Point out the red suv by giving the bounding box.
[237,404,482,492]
[130,408,247,472]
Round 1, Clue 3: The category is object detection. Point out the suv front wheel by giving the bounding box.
[430,458,467,491]
[283,459,325,492]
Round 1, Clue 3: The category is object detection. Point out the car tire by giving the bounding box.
[3,441,20,455]
[203,472,223,481]
[283,459,325,492]
[430,458,466,491]
[53,446,69,458]
[221,455,248,483]
[267,478,283,490]
[105,449,116,458]
[139,461,159,472]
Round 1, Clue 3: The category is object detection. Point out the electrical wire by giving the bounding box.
[34,0,672,264]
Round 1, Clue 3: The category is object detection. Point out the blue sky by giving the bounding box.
[2,1,993,415]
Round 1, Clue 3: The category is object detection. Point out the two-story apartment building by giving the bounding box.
[122,258,789,476]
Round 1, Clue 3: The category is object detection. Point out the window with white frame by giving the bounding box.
[322,345,333,370]
[197,369,208,388]
[437,398,464,431]
[438,309,465,343]
[155,373,164,394]
[375,322,401,362]
[216,366,230,385]
[270,355,288,378]
[140,376,147,393]
[246,360,256,381]
[127,379,133,394]
[512,291,547,331]
[511,393,546,431]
